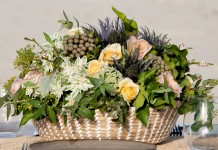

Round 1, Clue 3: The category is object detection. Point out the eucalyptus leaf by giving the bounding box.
[23,81,36,88]
[20,113,34,126]
[43,32,53,44]
[39,74,54,97]
[6,103,11,120]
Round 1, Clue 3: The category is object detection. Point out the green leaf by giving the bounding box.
[164,92,169,104]
[180,77,190,88]
[63,10,69,21]
[155,105,166,110]
[195,79,202,89]
[33,109,42,120]
[74,94,83,103]
[133,92,145,110]
[136,104,150,126]
[20,113,34,126]
[138,68,157,85]
[163,53,170,62]
[78,97,93,106]
[63,23,73,29]
[154,99,166,106]
[112,6,138,34]
[47,106,56,123]
[103,84,116,94]
[23,81,36,88]
[43,32,53,44]
[77,106,94,120]
[58,19,65,24]
[29,100,40,108]
[151,87,171,93]
[39,104,46,116]
[172,69,178,78]
[73,16,80,27]
[87,77,101,87]
[100,86,106,96]
[139,86,149,100]
[7,103,11,120]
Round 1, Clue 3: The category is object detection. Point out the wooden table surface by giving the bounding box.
[0,136,189,150]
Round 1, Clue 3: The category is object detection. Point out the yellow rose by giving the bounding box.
[119,78,139,102]
[87,60,102,76]
[99,43,122,64]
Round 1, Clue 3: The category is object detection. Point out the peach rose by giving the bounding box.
[10,78,24,95]
[24,71,43,84]
[119,78,139,102]
[87,60,102,76]
[157,72,182,97]
[127,36,152,60]
[99,43,122,64]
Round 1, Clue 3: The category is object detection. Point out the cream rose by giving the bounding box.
[10,78,24,95]
[24,71,43,84]
[99,43,122,64]
[87,60,102,76]
[127,36,152,60]
[119,78,139,102]
[67,27,84,36]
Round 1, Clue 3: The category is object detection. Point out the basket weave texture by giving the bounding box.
[33,107,179,144]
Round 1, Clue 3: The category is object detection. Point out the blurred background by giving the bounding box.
[0,0,218,124]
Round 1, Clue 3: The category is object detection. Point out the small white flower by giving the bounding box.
[51,81,64,99]
[26,87,33,96]
[42,60,53,73]
[198,61,209,67]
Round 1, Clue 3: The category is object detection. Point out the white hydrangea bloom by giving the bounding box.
[60,56,94,99]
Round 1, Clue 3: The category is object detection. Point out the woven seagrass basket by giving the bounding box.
[33,107,179,144]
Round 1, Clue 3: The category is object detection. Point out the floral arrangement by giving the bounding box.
[0,7,218,131]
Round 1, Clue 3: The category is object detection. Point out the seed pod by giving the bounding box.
[64,46,69,50]
[90,43,95,48]
[88,47,93,51]
[68,39,73,43]
[70,54,75,58]
[88,34,93,38]
[88,39,94,43]
[83,37,88,41]
[70,35,75,39]
[63,50,68,55]
[75,53,80,57]
[62,41,67,45]
[75,35,79,39]
[72,50,77,54]
[81,47,86,51]
[77,48,81,52]
[74,39,79,43]
[68,43,73,47]
[79,40,84,44]
[73,45,78,49]
[79,44,84,48]
[69,47,73,51]
[80,51,85,56]
[85,42,89,47]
